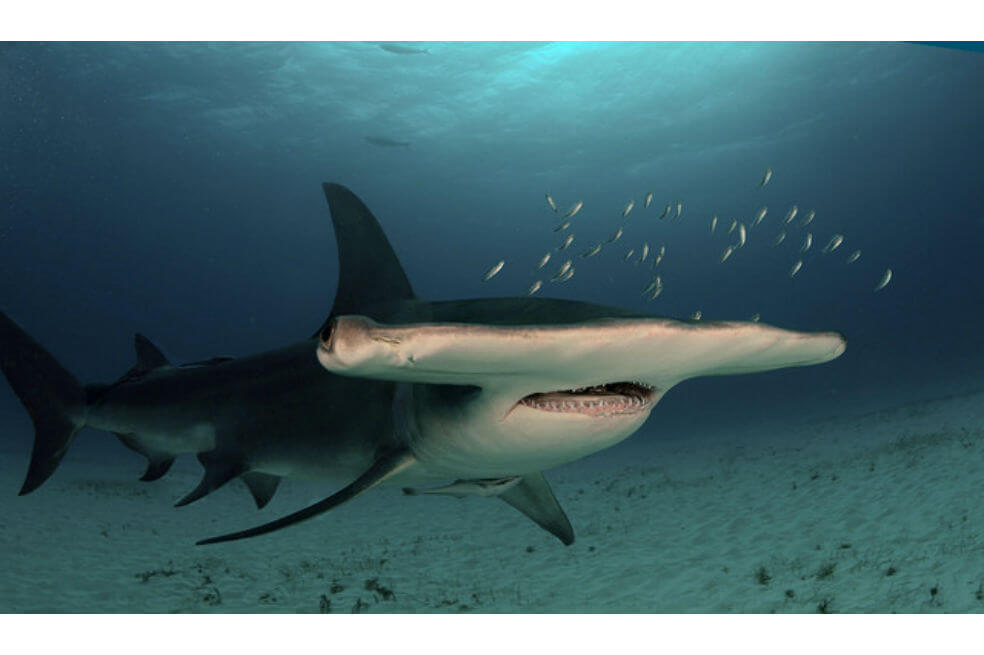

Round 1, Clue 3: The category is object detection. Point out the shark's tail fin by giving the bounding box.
[0,312,86,495]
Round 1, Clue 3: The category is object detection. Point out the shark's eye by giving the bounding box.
[320,319,336,348]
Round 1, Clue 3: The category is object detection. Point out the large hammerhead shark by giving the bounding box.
[0,183,845,546]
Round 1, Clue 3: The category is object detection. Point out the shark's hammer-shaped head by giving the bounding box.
[318,313,846,479]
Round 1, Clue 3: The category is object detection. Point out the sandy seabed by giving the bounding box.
[2,388,984,613]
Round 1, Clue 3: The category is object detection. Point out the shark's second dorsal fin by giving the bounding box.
[134,333,170,371]
[318,183,416,334]
[499,472,575,546]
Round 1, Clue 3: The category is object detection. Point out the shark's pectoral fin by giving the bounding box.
[499,472,575,546]
[402,476,521,498]
[240,472,281,509]
[175,452,246,507]
[196,449,416,546]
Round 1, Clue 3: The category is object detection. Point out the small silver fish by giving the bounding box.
[483,260,505,281]
[784,205,799,224]
[822,234,844,254]
[874,268,892,292]
[558,234,574,250]
[752,206,768,227]
[801,232,812,253]
[774,231,786,246]
[537,252,551,269]
[645,192,654,209]
[563,200,583,218]
[846,249,861,264]
[622,201,634,218]
[728,219,737,235]
[553,221,572,232]
[607,227,623,243]
[642,275,662,295]
[527,280,543,296]
[658,244,666,257]
[675,201,683,219]
[557,266,575,283]
[750,313,761,322]
[790,260,803,278]
[581,243,602,259]
[759,167,773,188]
[551,260,573,281]
[690,310,702,320]
[624,249,635,262]
[710,215,718,233]
[737,223,747,248]
[720,246,734,263]
[639,242,649,263]
[801,209,815,226]
[648,285,664,300]
[546,193,557,212]
[659,204,671,220]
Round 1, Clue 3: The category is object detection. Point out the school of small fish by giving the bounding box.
[486,179,894,313]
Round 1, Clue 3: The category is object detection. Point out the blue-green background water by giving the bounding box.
[1,41,982,477]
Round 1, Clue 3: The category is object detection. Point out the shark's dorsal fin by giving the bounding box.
[240,472,281,509]
[499,472,575,546]
[196,448,416,545]
[317,183,416,335]
[134,333,170,371]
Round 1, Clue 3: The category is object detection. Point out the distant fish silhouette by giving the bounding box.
[378,43,429,55]
[365,136,411,148]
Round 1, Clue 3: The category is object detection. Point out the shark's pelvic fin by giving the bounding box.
[498,472,575,546]
[115,433,175,482]
[133,333,170,371]
[240,472,281,509]
[315,183,417,336]
[196,448,416,545]
[0,312,87,495]
[141,457,175,482]
[175,452,247,507]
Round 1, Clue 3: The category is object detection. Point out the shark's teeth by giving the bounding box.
[520,381,658,416]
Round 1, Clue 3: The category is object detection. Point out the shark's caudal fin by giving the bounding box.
[315,183,417,336]
[0,312,87,495]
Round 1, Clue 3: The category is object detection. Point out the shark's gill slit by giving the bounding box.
[520,381,657,416]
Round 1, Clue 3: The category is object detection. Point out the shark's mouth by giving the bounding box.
[519,382,657,416]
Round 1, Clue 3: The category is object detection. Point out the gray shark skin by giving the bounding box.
[0,183,846,547]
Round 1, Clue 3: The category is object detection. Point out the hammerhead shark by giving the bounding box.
[0,183,846,546]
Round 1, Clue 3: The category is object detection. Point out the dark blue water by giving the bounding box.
[1,41,982,466]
